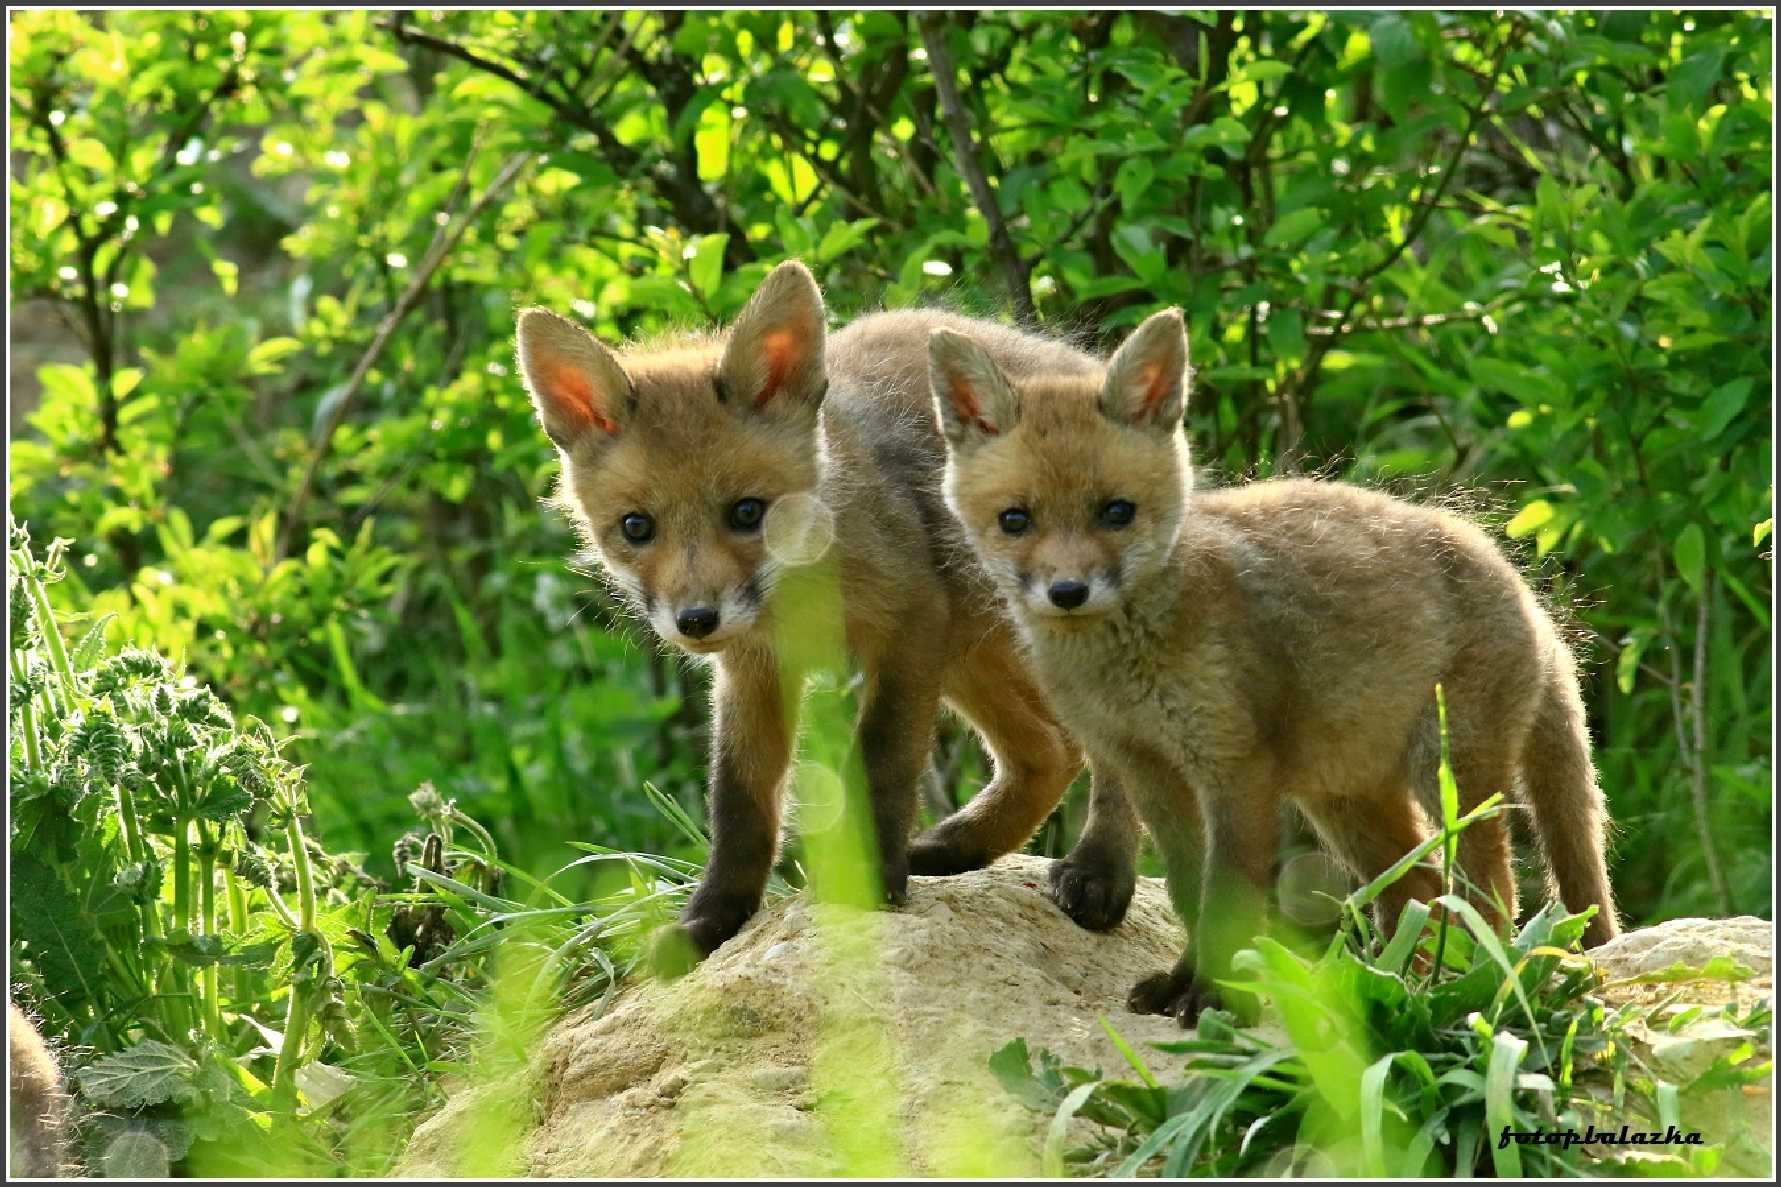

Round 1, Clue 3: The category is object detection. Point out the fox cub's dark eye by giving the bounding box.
[729,497,766,531]
[1099,500,1136,529]
[998,507,1032,536]
[620,512,654,544]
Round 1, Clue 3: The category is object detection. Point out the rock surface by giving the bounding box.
[397,859,1773,1177]
[400,854,1187,1176]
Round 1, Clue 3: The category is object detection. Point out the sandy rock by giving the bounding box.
[397,867,1775,1178]
[1590,915,1772,1005]
[398,853,1186,1177]
[1590,916,1774,1171]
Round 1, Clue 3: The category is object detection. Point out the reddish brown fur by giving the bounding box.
[516,265,1143,966]
[934,310,1621,1022]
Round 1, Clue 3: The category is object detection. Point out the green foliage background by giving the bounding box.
[9,8,1773,935]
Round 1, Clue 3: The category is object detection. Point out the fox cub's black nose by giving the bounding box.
[676,607,720,638]
[1047,580,1090,610]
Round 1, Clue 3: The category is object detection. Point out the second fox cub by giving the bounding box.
[516,262,1140,971]
[931,309,1620,1023]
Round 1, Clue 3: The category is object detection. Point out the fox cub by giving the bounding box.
[10,1001,75,1177]
[930,308,1620,1023]
[516,262,1142,970]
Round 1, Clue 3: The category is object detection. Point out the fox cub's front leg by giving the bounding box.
[1048,767,1141,931]
[650,654,795,977]
[1128,778,1272,1026]
[856,659,945,907]
[910,644,1138,931]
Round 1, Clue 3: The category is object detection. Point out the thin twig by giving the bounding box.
[1271,24,1521,466]
[1688,574,1731,913]
[276,148,535,560]
[916,15,1037,325]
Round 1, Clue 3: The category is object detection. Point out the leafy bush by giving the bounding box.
[6,522,686,1175]
[996,900,1771,1177]
[8,11,1767,926]
[994,700,1770,1177]
[6,18,1773,1177]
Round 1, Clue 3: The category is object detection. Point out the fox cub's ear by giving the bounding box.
[515,308,633,448]
[1101,308,1189,431]
[929,329,1020,449]
[719,260,826,416]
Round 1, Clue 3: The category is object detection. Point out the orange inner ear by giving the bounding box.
[754,328,801,406]
[545,362,617,435]
[1137,361,1174,420]
[949,375,1000,436]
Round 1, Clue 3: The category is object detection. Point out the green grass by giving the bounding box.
[991,739,1773,1178]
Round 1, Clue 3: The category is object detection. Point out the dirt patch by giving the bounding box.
[398,854,1189,1177]
[397,864,1774,1178]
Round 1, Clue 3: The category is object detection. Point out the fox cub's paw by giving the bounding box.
[879,854,910,908]
[1127,968,1219,1027]
[647,896,756,979]
[646,924,705,980]
[1048,852,1136,932]
[906,826,989,877]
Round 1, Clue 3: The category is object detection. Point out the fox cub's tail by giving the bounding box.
[1521,660,1622,948]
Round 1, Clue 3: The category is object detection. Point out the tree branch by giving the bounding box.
[1687,574,1732,913]
[916,14,1037,325]
[1270,24,1521,466]
[276,148,535,561]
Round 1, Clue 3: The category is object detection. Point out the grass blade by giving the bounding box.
[1484,1031,1528,1177]
[1044,1082,1099,1177]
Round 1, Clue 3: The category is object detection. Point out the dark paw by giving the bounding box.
[1048,853,1136,931]
[907,828,989,877]
[646,923,706,980]
[1127,968,1218,1026]
[879,854,910,907]
[647,897,754,978]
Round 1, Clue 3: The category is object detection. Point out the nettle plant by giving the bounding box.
[7,521,396,1173]
[9,520,706,1175]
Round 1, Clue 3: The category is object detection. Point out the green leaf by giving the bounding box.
[1111,224,1164,284]
[8,854,107,1003]
[1694,377,1753,441]
[246,337,302,376]
[1505,500,1554,539]
[815,219,880,264]
[1484,1032,1528,1177]
[37,363,96,406]
[70,612,117,668]
[1616,634,1646,695]
[1360,1052,1399,1176]
[194,779,254,822]
[75,1041,203,1109]
[1114,156,1156,213]
[68,137,114,173]
[1043,1082,1100,1177]
[1263,208,1323,250]
[687,233,728,301]
[1604,955,1757,986]
[1097,1015,1158,1089]
[1672,523,1705,592]
[987,1037,1033,1094]
[148,932,283,968]
[1467,357,1560,404]
[1668,47,1727,112]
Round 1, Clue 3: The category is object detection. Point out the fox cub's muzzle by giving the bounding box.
[1047,580,1090,610]
[675,606,721,639]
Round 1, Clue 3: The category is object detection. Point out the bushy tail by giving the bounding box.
[1521,659,1621,947]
